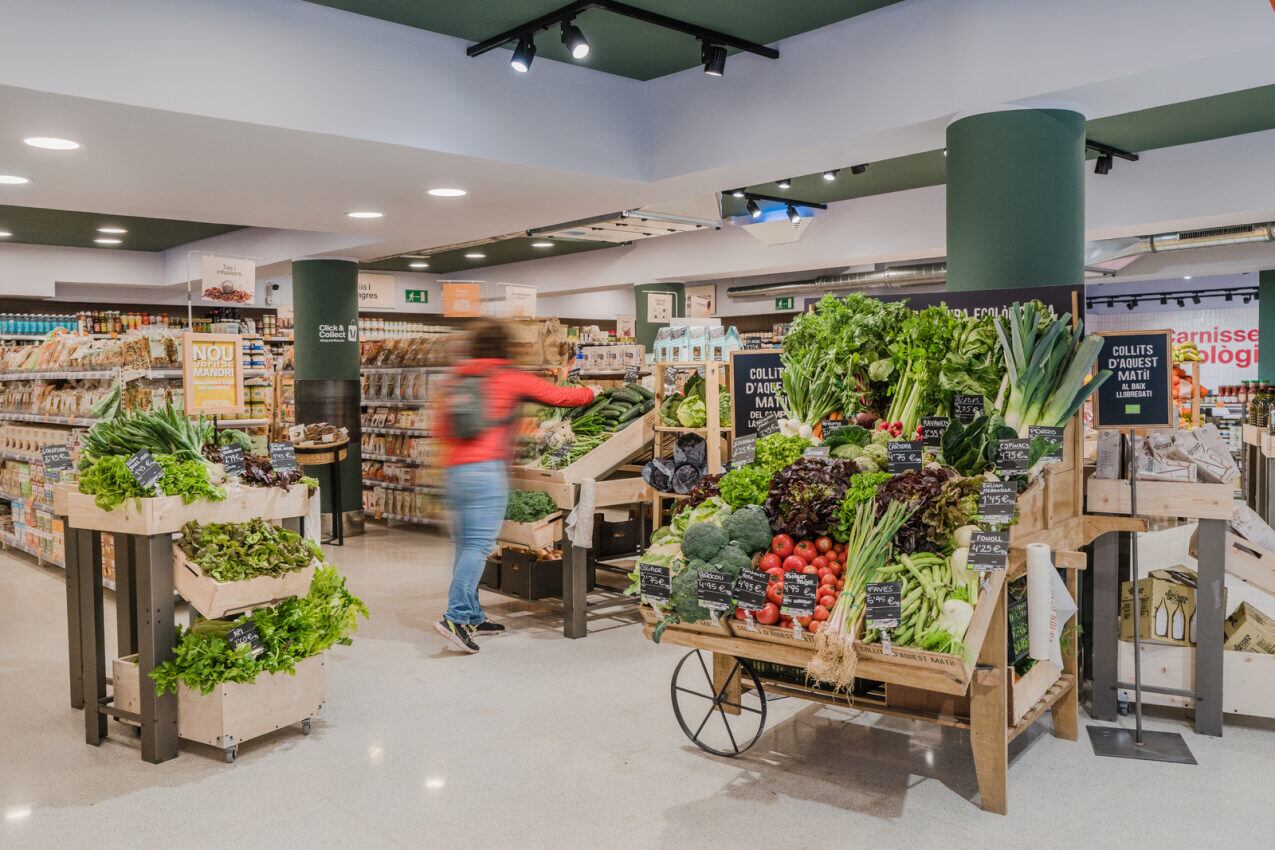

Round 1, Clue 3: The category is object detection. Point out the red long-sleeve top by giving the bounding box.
[434,359,595,466]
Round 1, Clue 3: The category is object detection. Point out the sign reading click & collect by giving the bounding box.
[1094,329,1173,428]
[729,350,784,437]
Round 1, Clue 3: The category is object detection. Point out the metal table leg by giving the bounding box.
[135,534,179,763]
[76,529,106,745]
[330,462,344,546]
[562,530,589,640]
[114,533,138,656]
[1090,530,1120,721]
[1194,518,1226,737]
[65,524,83,710]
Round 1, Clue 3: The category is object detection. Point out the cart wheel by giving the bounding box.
[301,718,312,735]
[132,725,142,738]
[670,650,766,757]
[224,747,237,764]
[1117,700,1132,716]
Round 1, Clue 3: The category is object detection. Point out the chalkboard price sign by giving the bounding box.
[1008,596,1031,665]
[978,481,1017,522]
[269,442,298,472]
[969,531,1010,572]
[887,440,923,473]
[733,568,768,612]
[623,364,641,383]
[1094,330,1173,428]
[730,433,757,467]
[219,444,246,476]
[639,562,672,605]
[39,444,73,472]
[696,569,734,611]
[996,438,1031,473]
[729,350,784,437]
[954,394,984,424]
[1027,425,1065,464]
[802,445,830,459]
[227,621,265,658]
[821,419,848,438]
[866,581,904,629]
[663,365,677,388]
[755,412,781,438]
[743,338,763,350]
[567,362,582,381]
[920,416,949,448]
[125,449,164,490]
[781,572,819,617]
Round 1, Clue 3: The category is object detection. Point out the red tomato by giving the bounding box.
[809,620,822,633]
[782,555,807,573]
[759,552,782,572]
[794,541,818,563]
[820,574,837,589]
[797,616,813,629]
[819,593,837,608]
[836,579,845,590]
[811,555,828,570]
[756,602,780,626]
[817,567,833,581]
[801,564,819,576]
[833,542,846,554]
[734,606,747,621]
[813,605,830,621]
[764,565,784,580]
[766,583,784,606]
[771,534,795,558]
[827,561,843,577]
[815,536,833,553]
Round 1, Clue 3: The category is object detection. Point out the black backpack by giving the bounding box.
[444,368,517,440]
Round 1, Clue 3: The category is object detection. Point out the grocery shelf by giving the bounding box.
[0,449,40,463]
[652,426,732,433]
[0,532,65,568]
[361,365,446,373]
[362,425,431,437]
[215,418,270,428]
[361,478,440,493]
[0,411,97,426]
[0,367,268,381]
[373,512,447,526]
[361,398,430,408]
[362,451,429,465]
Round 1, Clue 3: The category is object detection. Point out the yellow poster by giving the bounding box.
[182,333,244,415]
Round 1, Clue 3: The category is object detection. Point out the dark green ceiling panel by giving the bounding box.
[362,236,619,275]
[1086,83,1275,153]
[0,205,242,252]
[305,0,902,80]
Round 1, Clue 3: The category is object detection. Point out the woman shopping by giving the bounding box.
[433,319,596,653]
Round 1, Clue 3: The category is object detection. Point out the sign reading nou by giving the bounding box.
[182,333,243,414]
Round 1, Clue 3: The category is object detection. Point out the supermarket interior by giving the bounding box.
[4,1,1275,846]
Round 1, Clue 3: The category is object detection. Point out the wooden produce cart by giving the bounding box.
[641,415,1128,814]
[648,360,730,531]
[506,408,656,638]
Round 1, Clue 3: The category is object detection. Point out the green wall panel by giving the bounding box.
[1261,270,1275,383]
[634,283,685,350]
[293,260,360,381]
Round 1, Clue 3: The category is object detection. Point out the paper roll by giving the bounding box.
[1026,542,1054,662]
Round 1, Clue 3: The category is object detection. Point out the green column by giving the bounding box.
[946,109,1085,291]
[634,283,685,351]
[292,259,363,531]
[1260,270,1275,382]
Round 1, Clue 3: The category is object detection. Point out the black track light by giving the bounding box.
[1106,298,1114,308]
[1177,298,1186,308]
[1126,299,1137,310]
[1094,153,1113,175]
[1085,299,1093,309]
[510,35,536,72]
[786,204,801,225]
[1255,290,1260,301]
[746,199,761,219]
[561,21,589,60]
[1225,291,1234,302]
[702,42,727,77]
[850,163,869,175]
[823,169,839,182]
[1160,295,1168,306]
[777,177,791,190]
[1244,295,1252,304]
[730,188,745,198]
[1192,294,1201,305]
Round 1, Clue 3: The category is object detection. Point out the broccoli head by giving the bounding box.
[722,504,772,554]
[669,566,713,623]
[711,544,751,577]
[680,522,728,562]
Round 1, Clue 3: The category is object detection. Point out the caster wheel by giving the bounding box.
[301,718,312,735]
[132,725,142,738]
[1117,701,1131,716]
[224,747,237,763]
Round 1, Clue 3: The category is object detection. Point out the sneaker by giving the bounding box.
[434,619,479,654]
[472,620,506,636]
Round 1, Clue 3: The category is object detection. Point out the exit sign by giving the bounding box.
[775,296,794,311]
[405,289,429,304]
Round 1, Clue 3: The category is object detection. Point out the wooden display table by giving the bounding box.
[295,437,349,545]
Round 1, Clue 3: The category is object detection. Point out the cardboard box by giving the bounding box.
[1224,601,1275,654]
[1120,567,1225,648]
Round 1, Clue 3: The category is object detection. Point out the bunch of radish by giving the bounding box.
[736,533,846,631]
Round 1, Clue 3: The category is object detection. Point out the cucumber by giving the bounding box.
[615,403,647,424]
[610,388,644,405]
[628,383,654,400]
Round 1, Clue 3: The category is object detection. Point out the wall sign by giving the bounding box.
[317,323,357,343]
[356,272,395,311]
[503,284,537,319]
[646,291,674,323]
[729,350,784,436]
[616,315,636,339]
[200,254,256,305]
[774,296,795,311]
[182,333,244,415]
[404,288,429,305]
[443,282,483,317]
[807,284,1082,324]
[1094,329,1173,428]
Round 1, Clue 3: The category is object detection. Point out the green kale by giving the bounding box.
[505,490,559,523]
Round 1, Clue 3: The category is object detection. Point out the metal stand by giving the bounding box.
[1089,435,1196,764]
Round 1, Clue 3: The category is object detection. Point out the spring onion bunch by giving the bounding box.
[995,302,1111,436]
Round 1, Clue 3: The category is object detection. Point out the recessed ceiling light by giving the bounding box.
[347,211,383,219]
[94,238,122,245]
[531,241,553,248]
[24,137,79,150]
[97,226,127,234]
[777,178,791,189]
[0,231,11,238]
[409,261,429,269]
[0,175,30,185]
[1183,275,1193,280]
[464,252,487,259]
[427,188,467,198]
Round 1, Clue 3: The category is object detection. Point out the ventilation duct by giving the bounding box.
[726,263,947,300]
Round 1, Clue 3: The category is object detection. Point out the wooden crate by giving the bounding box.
[638,603,734,638]
[1117,641,1275,719]
[497,513,563,549]
[729,619,818,648]
[172,545,316,619]
[64,484,310,534]
[1190,529,1275,597]
[510,410,657,487]
[1085,479,1233,519]
[1008,660,1062,725]
[113,653,325,751]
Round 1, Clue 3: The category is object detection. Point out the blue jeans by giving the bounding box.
[444,460,509,625]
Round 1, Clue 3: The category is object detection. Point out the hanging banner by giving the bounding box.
[182,333,244,415]
[200,255,256,305]
[503,284,538,319]
[804,284,1082,322]
[443,281,483,317]
[1087,304,1258,390]
[647,291,674,323]
[356,273,396,311]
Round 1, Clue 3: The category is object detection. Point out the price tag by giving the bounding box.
[756,412,780,438]
[968,530,1010,572]
[1028,425,1065,464]
[996,438,1031,473]
[821,419,847,437]
[781,572,818,617]
[269,442,298,472]
[125,449,164,490]
[978,481,1017,522]
[624,364,641,383]
[730,433,757,467]
[803,445,830,459]
[865,581,903,629]
[887,440,922,473]
[639,562,672,606]
[920,416,949,448]
[954,393,984,424]
[39,444,73,472]
[1008,596,1031,664]
[743,338,763,350]
[226,621,265,658]
[567,362,582,381]
[219,444,246,476]
[663,365,677,387]
[733,568,768,612]
[696,569,734,612]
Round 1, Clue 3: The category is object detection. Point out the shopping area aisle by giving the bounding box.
[3,525,1274,848]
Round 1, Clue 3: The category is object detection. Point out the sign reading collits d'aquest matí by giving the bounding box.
[182,333,243,415]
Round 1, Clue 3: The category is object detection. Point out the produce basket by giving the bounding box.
[172,545,316,619]
[62,483,310,534]
[511,409,657,488]
[638,603,734,638]
[497,513,563,549]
